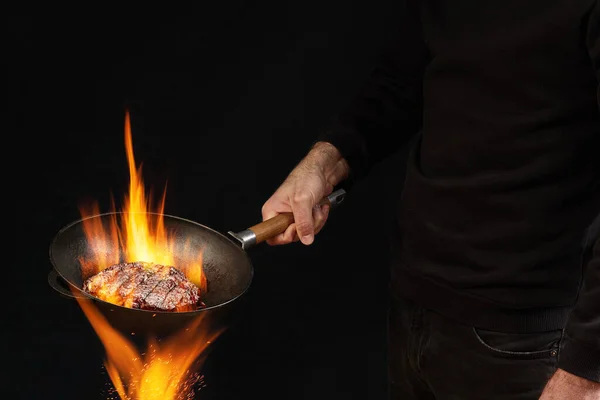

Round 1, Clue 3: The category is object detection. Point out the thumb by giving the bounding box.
[291,192,317,245]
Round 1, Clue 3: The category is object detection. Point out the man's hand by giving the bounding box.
[539,368,600,399]
[261,141,350,246]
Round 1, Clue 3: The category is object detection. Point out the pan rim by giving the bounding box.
[49,211,255,315]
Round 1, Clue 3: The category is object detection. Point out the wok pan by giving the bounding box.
[48,189,346,338]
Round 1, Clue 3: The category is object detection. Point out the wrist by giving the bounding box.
[307,141,350,186]
[309,141,342,161]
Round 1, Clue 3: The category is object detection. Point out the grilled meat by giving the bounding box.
[83,261,202,312]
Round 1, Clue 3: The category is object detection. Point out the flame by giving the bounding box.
[78,110,206,291]
[74,110,217,399]
[75,296,222,400]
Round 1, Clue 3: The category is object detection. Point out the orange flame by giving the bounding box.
[78,110,206,290]
[74,110,217,399]
[75,297,221,400]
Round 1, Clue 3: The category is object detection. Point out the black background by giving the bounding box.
[8,2,410,399]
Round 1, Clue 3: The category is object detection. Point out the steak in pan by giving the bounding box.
[82,261,203,312]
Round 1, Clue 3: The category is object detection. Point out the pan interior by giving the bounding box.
[49,213,254,309]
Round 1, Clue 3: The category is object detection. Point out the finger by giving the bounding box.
[291,192,316,245]
[262,200,282,221]
[287,223,300,243]
[314,204,330,235]
[312,205,325,235]
[266,223,298,246]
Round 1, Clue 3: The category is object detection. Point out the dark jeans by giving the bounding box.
[388,295,563,400]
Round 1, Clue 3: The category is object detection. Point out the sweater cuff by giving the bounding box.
[558,335,600,383]
[317,117,369,182]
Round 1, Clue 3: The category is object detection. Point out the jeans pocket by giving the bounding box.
[471,327,562,360]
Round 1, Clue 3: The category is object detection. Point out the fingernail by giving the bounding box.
[301,234,314,245]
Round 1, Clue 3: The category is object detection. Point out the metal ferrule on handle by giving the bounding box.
[228,188,346,250]
[228,229,257,250]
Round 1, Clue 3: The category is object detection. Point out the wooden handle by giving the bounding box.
[248,213,295,244]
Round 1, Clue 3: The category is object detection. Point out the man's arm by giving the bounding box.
[317,1,430,182]
[542,2,600,397]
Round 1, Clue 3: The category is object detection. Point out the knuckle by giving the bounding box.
[260,204,272,216]
[292,191,314,206]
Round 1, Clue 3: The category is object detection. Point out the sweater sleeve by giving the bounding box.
[557,0,600,383]
[317,2,430,182]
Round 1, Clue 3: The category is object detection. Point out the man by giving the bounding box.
[260,0,600,399]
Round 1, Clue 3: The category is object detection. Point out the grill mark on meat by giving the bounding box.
[130,264,168,308]
[116,263,152,308]
[104,264,136,299]
[162,286,198,312]
[143,277,178,310]
[160,273,199,311]
[158,267,200,311]
[159,272,184,311]
[122,272,152,308]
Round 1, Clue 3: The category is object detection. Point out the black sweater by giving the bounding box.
[319,0,600,382]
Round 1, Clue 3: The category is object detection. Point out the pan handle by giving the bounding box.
[228,188,346,250]
[48,269,86,299]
